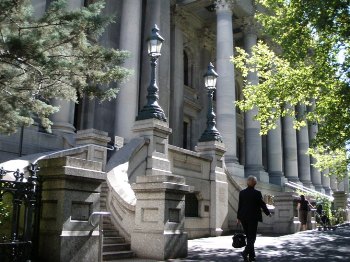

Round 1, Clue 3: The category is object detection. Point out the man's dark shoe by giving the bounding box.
[241,252,249,262]
[249,257,256,262]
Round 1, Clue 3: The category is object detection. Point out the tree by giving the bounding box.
[0,0,131,134]
[232,0,350,178]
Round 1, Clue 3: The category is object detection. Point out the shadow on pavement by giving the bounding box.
[170,225,350,262]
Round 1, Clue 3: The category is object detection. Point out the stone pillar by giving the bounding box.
[338,175,349,193]
[38,156,106,262]
[296,105,313,188]
[215,0,238,169]
[333,191,348,210]
[282,105,300,183]
[114,0,142,141]
[273,192,300,234]
[50,99,75,134]
[196,141,228,236]
[131,118,190,260]
[49,0,84,134]
[76,129,111,171]
[308,121,324,192]
[330,175,338,193]
[321,169,332,195]
[32,0,46,17]
[267,118,285,186]
[169,20,184,147]
[242,17,268,182]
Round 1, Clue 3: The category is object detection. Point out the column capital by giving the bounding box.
[215,0,235,12]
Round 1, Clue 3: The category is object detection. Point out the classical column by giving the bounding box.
[32,0,46,17]
[215,0,238,169]
[267,118,285,186]
[50,0,84,134]
[50,99,75,134]
[242,17,268,181]
[296,105,313,188]
[308,121,324,192]
[338,174,349,193]
[169,10,184,147]
[330,175,338,193]
[114,0,142,141]
[321,169,331,195]
[282,105,300,183]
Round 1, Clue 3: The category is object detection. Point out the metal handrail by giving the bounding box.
[285,181,334,201]
[88,211,111,228]
[88,211,111,262]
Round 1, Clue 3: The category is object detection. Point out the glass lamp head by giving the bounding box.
[204,62,219,89]
[147,24,164,57]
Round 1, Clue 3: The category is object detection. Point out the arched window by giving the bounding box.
[184,51,189,86]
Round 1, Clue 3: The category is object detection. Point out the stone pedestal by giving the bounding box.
[196,140,228,236]
[333,191,350,222]
[38,156,106,262]
[76,129,111,171]
[132,119,172,176]
[131,175,190,260]
[131,118,190,260]
[333,191,348,210]
[273,192,300,234]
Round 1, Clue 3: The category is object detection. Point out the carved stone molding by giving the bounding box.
[215,0,236,12]
[200,26,216,50]
[172,4,200,40]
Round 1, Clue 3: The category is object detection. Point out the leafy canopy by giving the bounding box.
[0,0,131,134]
[232,0,350,178]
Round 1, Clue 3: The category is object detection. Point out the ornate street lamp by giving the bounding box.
[136,24,167,122]
[199,62,222,142]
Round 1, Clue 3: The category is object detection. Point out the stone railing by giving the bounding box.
[105,138,148,242]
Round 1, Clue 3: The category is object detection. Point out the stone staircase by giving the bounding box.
[100,182,134,261]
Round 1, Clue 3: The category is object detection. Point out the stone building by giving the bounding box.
[1,0,349,261]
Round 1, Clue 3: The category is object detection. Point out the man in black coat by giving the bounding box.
[237,176,271,262]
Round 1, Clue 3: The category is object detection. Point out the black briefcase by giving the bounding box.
[232,230,246,248]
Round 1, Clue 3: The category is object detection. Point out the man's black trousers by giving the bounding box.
[241,220,258,258]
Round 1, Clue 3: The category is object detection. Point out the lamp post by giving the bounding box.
[136,24,167,122]
[199,62,222,142]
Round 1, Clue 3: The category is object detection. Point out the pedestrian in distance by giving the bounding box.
[237,176,271,262]
[298,194,314,231]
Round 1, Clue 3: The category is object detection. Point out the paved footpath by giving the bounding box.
[117,224,350,262]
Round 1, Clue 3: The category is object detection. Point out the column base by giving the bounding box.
[269,171,286,186]
[225,162,245,178]
[286,177,301,184]
[314,185,325,194]
[300,181,315,190]
[51,121,75,134]
[324,187,332,196]
[245,165,269,183]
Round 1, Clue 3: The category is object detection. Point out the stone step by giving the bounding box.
[102,224,117,231]
[103,251,134,261]
[104,230,120,237]
[103,236,126,244]
[103,243,131,253]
